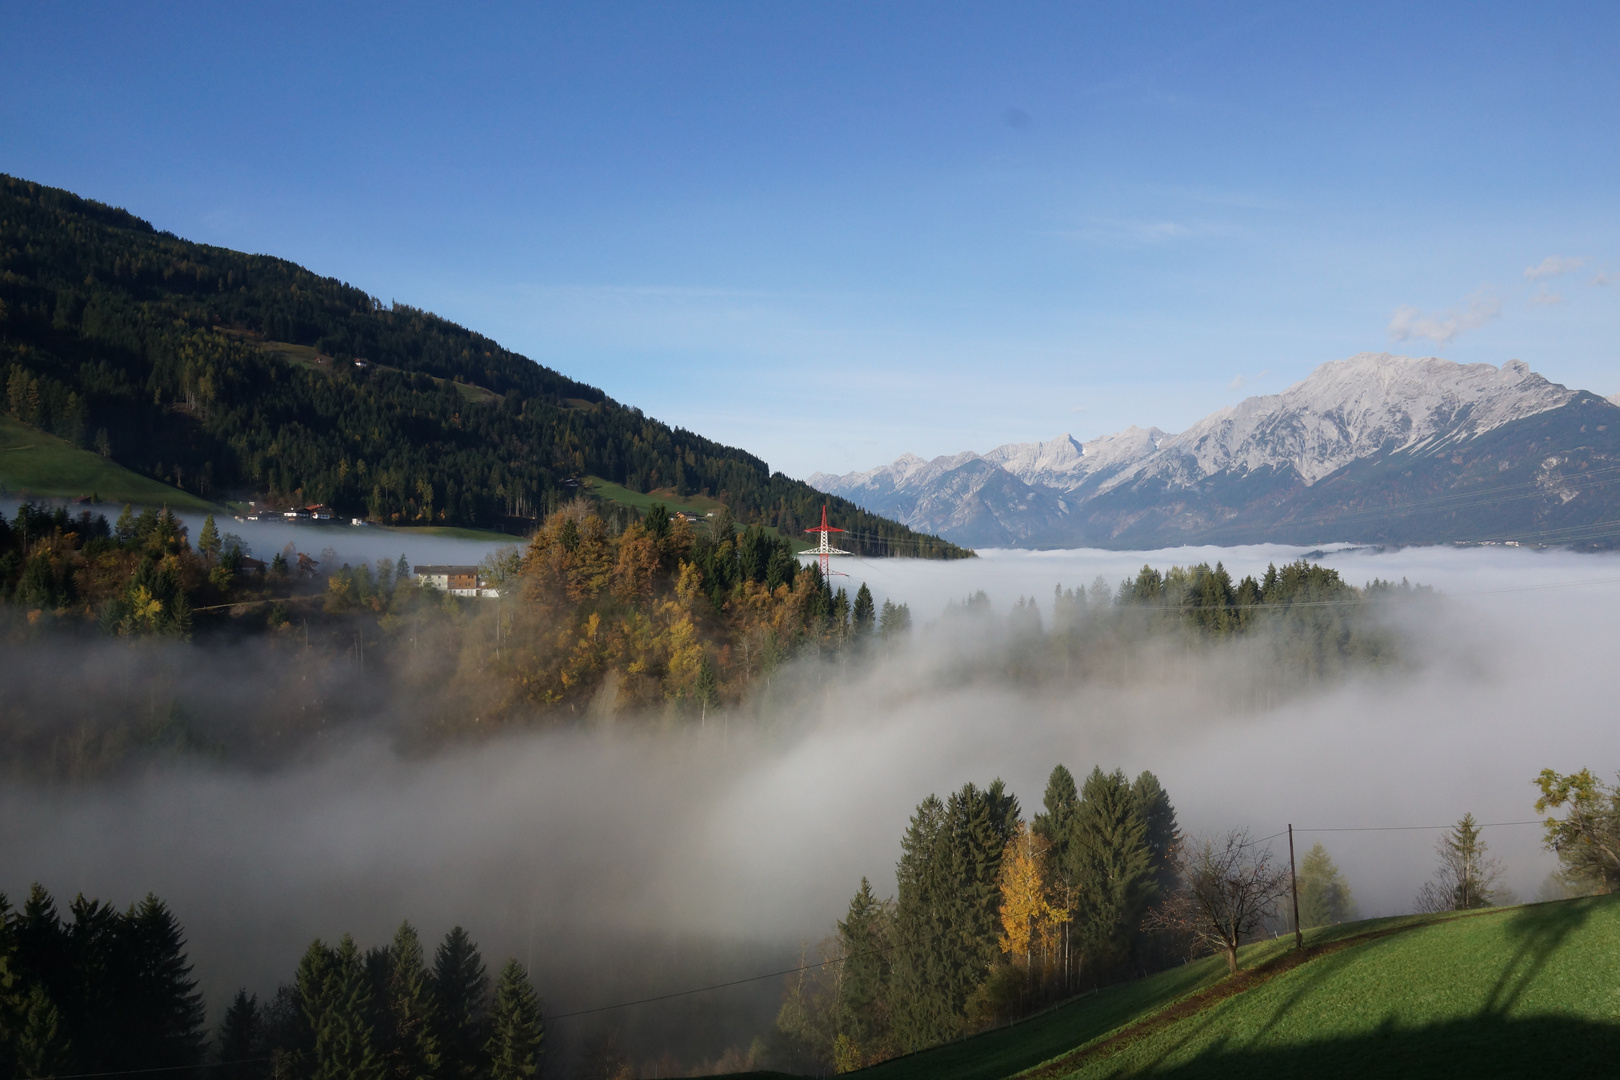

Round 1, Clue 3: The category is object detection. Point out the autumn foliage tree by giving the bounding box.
[1535,768,1620,893]
[996,822,1070,975]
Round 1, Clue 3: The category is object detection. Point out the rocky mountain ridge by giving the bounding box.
[810,353,1620,549]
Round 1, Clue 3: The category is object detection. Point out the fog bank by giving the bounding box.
[3,543,1617,1065]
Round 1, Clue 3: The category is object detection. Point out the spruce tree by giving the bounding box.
[432,927,490,1080]
[834,879,892,1057]
[198,514,221,562]
[14,983,73,1078]
[114,504,136,546]
[484,959,544,1080]
[1066,768,1156,978]
[217,990,263,1079]
[1130,771,1181,899]
[1034,765,1081,985]
[124,894,206,1068]
[385,922,442,1080]
[1033,765,1079,856]
[852,583,876,636]
[890,795,952,1051]
[68,894,125,1070]
[302,935,385,1080]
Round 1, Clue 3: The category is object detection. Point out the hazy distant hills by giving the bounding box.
[811,353,1620,549]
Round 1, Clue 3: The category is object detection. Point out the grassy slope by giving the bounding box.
[853,955,1233,1080]
[1053,896,1620,1079]
[587,476,815,551]
[748,897,1619,1080]
[0,415,216,512]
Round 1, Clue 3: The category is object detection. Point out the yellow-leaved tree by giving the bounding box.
[997,821,1071,973]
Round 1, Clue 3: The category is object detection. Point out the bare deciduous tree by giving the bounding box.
[1146,829,1290,974]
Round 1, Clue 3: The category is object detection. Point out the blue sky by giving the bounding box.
[3,2,1617,478]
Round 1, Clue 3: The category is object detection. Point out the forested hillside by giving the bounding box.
[0,173,966,556]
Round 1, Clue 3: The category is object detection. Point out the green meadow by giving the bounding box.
[706,896,1620,1080]
[0,415,216,512]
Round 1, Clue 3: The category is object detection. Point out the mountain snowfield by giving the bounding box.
[810,353,1620,549]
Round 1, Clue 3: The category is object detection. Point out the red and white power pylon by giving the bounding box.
[802,504,851,579]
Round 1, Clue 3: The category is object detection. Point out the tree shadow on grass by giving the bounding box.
[1136,1014,1620,1079]
[1480,897,1596,1017]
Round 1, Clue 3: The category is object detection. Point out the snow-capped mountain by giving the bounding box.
[810,354,1620,549]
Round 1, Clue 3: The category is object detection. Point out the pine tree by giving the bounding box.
[484,960,544,1080]
[432,927,490,1080]
[198,514,221,562]
[384,922,441,1080]
[852,584,876,636]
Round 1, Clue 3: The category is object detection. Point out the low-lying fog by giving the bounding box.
[4,541,1618,1064]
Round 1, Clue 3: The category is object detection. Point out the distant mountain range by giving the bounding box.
[810,353,1620,549]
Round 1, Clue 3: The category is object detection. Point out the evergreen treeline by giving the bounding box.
[943,559,1429,699]
[765,764,1181,1073]
[0,173,968,557]
[0,887,543,1080]
[0,886,205,1078]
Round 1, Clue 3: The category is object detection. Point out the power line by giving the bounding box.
[36,1060,272,1080]
[1296,820,1543,833]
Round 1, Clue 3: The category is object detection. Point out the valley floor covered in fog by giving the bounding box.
[4,542,1617,1069]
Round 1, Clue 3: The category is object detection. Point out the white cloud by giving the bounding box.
[1524,255,1586,281]
[1528,290,1564,307]
[1387,293,1503,346]
[1229,375,1246,390]
[1593,271,1615,287]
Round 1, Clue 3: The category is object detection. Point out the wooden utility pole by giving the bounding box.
[1288,824,1303,950]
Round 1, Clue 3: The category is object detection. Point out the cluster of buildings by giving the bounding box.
[239,503,368,526]
[412,565,500,598]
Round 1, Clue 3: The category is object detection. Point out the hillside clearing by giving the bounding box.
[0,415,216,512]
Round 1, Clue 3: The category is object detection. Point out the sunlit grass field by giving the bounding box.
[0,414,216,511]
[1055,895,1620,1079]
[718,896,1620,1080]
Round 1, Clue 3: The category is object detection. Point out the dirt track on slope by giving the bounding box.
[1015,924,1422,1080]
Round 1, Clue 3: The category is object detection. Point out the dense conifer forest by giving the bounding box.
[0,173,966,557]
